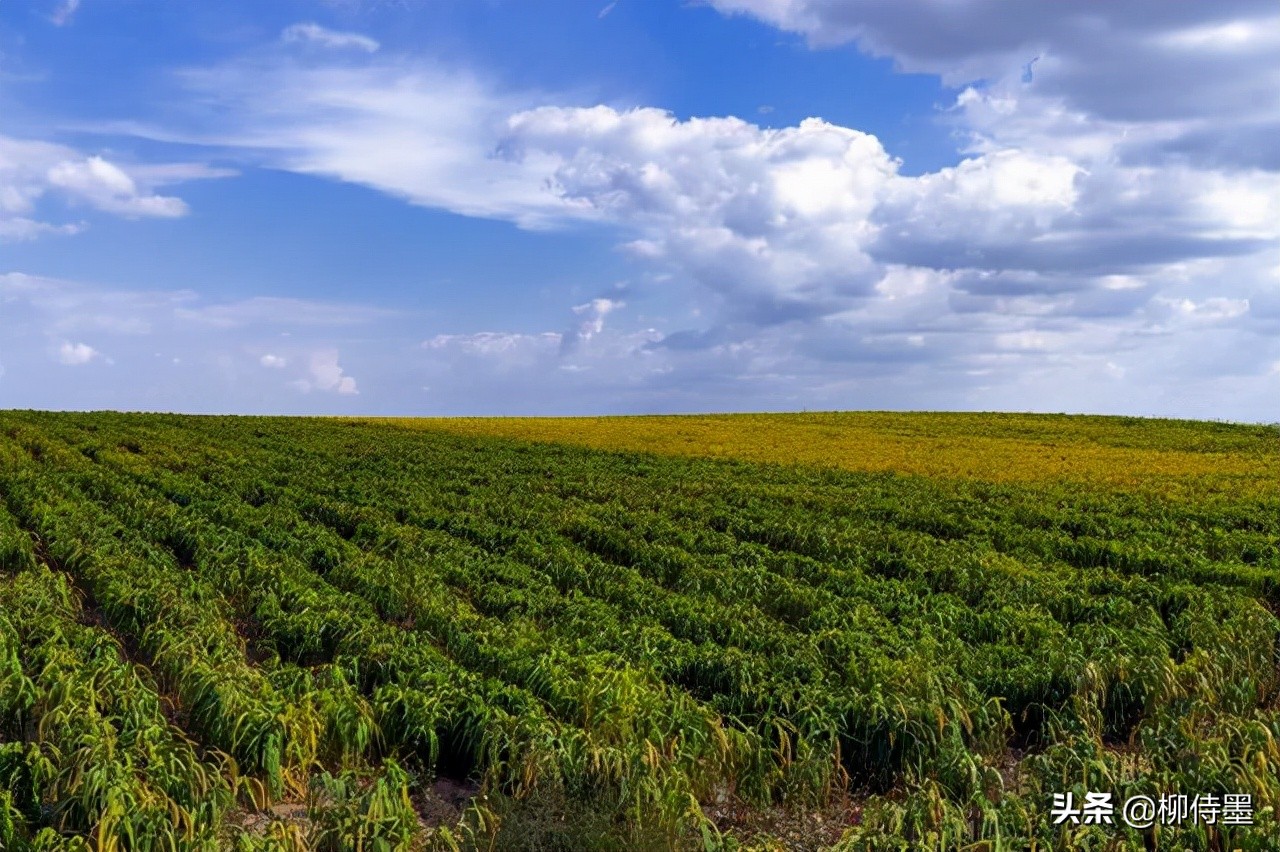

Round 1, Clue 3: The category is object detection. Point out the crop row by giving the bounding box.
[2,410,1276,849]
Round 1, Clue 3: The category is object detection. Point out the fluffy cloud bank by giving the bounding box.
[167,37,1277,299]
[13,1,1277,417]
[708,0,1280,170]
[503,111,893,323]
[498,103,1274,347]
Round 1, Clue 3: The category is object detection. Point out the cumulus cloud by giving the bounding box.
[497,104,1275,342]
[0,136,226,239]
[295,350,359,394]
[689,1,1279,411]
[91,10,1280,418]
[161,42,1274,311]
[260,353,287,368]
[707,1,1280,171]
[57,341,98,365]
[502,109,895,321]
[282,22,380,53]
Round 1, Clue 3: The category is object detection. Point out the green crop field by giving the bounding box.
[0,410,1277,850]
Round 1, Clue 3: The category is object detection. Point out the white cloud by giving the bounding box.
[57,341,98,365]
[46,156,187,218]
[417,320,668,413]
[498,103,1278,343]
[0,273,380,411]
[0,218,84,241]
[1153,296,1250,325]
[562,297,622,352]
[417,295,634,390]
[501,108,897,320]
[0,136,225,239]
[128,162,241,185]
[425,330,560,359]
[2,262,1275,419]
[296,350,359,394]
[282,23,380,53]
[159,47,1272,316]
[82,17,1279,419]
[50,0,80,26]
[424,331,549,353]
[891,149,1080,215]
[708,1,1280,170]
[169,59,582,227]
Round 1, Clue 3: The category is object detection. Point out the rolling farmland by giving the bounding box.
[1,410,1277,850]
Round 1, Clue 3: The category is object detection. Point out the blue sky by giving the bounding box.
[1,0,1277,419]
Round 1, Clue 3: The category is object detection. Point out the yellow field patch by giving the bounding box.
[357,412,1279,496]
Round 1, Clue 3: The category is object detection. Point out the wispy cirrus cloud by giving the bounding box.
[162,57,582,228]
[175,295,392,329]
[50,0,80,27]
[282,22,380,53]
[0,273,378,411]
